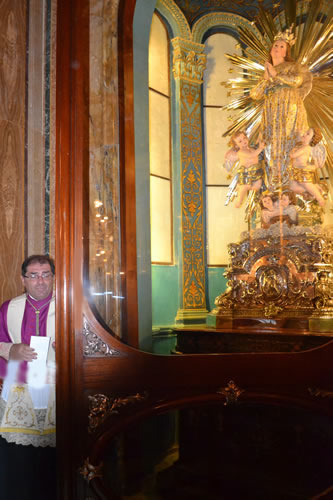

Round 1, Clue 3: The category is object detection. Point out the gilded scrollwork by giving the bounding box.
[82,316,125,357]
[214,233,333,320]
[88,392,148,433]
[312,237,333,267]
[311,263,333,317]
[217,380,244,406]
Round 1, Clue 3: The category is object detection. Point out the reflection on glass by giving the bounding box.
[213,14,333,333]
[101,405,333,499]
[88,2,122,337]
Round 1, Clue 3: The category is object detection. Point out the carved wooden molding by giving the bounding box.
[217,380,245,405]
[88,392,149,433]
[79,457,103,484]
[82,316,125,357]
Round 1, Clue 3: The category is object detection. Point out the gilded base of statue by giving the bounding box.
[309,317,333,334]
[308,263,333,333]
[208,313,313,332]
[210,225,333,333]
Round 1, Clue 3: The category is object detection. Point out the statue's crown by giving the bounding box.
[274,24,296,46]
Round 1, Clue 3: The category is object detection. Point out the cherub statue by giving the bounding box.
[260,192,279,228]
[289,128,326,207]
[280,190,298,225]
[260,190,298,228]
[224,130,265,208]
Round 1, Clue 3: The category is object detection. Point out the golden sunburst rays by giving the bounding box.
[221,0,333,175]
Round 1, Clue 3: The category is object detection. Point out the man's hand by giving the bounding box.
[9,343,37,362]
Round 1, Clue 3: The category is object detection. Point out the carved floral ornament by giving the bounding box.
[217,380,245,405]
[88,392,148,433]
[214,232,333,320]
[82,316,125,357]
[79,458,103,484]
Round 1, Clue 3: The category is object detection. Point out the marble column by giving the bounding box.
[172,37,208,325]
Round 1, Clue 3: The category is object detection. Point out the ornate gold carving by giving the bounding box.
[308,387,333,399]
[309,235,333,329]
[171,38,206,84]
[157,0,191,40]
[192,12,262,45]
[312,263,333,316]
[214,233,333,320]
[217,380,244,405]
[82,316,125,357]
[79,458,103,483]
[214,270,234,311]
[88,392,148,433]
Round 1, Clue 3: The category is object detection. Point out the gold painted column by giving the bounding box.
[172,37,208,325]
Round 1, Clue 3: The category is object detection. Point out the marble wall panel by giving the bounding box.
[0,0,55,304]
[0,0,27,301]
[27,0,56,258]
[27,0,46,256]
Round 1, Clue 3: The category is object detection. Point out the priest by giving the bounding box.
[0,254,56,500]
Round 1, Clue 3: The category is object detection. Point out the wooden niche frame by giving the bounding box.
[55,0,333,498]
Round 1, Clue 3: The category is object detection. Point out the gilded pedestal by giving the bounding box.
[210,227,333,331]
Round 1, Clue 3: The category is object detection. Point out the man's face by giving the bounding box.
[21,262,54,301]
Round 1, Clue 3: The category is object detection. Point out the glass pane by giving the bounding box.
[88,1,122,336]
[149,14,169,96]
[101,405,333,499]
[150,176,172,263]
[203,33,241,105]
[204,107,230,186]
[149,91,171,179]
[206,186,248,265]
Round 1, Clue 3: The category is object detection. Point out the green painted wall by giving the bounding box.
[133,0,157,352]
[152,265,179,327]
[207,267,227,312]
[151,264,227,328]
[134,1,228,347]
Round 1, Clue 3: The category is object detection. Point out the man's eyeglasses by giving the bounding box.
[23,272,54,280]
